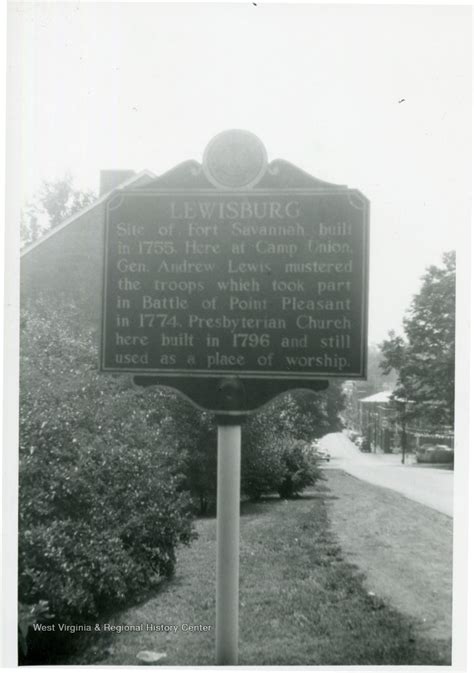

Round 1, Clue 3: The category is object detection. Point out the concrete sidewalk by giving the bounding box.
[320,432,454,517]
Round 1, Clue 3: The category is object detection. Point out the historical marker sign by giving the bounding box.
[101,132,369,385]
[100,132,370,663]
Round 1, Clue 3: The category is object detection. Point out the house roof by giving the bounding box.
[20,169,157,258]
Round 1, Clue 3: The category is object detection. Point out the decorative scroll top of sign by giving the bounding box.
[203,129,268,190]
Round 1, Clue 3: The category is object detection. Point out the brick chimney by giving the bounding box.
[99,170,136,196]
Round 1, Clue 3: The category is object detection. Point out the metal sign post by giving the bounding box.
[216,423,241,665]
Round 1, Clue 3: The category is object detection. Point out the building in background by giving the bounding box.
[20,170,156,324]
[356,391,454,454]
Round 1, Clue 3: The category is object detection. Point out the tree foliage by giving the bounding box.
[379,251,455,426]
[241,414,290,500]
[159,382,345,508]
[158,405,217,514]
[277,440,321,499]
[20,174,96,247]
[260,385,344,442]
[342,345,397,429]
[241,419,321,501]
[365,344,398,393]
[19,299,195,628]
[240,385,345,500]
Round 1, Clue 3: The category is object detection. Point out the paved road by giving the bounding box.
[319,432,453,517]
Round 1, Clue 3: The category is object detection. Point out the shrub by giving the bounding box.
[150,376,344,509]
[19,300,195,633]
[159,407,218,515]
[277,439,321,498]
[18,600,53,657]
[241,414,286,499]
[241,415,322,500]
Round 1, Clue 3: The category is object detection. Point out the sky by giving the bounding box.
[7,2,471,344]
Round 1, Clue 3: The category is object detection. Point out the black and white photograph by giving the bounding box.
[2,1,472,669]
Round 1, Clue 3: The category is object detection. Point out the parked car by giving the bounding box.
[347,430,360,442]
[310,439,330,462]
[352,435,369,452]
[416,444,454,464]
[315,449,331,462]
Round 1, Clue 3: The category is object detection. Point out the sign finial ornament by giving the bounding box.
[203,129,268,189]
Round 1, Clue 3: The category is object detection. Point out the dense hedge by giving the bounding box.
[241,409,323,500]
[159,405,326,510]
[19,301,195,630]
[158,382,344,508]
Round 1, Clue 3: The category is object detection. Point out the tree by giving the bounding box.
[380,251,455,427]
[267,383,345,441]
[20,174,96,247]
[342,345,397,429]
[365,344,398,394]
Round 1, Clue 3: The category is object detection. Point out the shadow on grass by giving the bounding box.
[194,482,336,521]
[240,486,338,517]
[24,573,178,666]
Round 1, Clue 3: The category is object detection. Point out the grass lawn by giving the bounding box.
[324,469,452,643]
[63,476,450,666]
